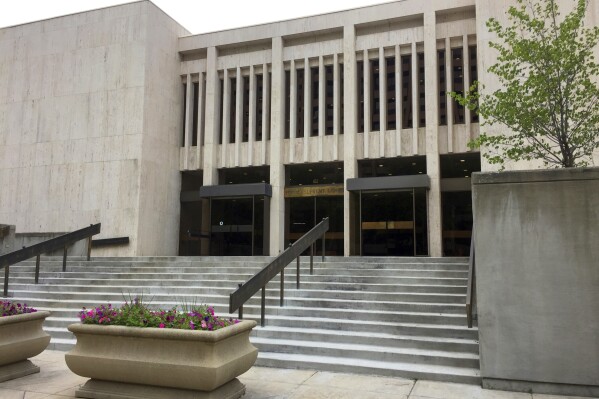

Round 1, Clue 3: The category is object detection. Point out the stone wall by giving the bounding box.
[0,225,15,255]
[0,2,188,255]
[472,168,599,397]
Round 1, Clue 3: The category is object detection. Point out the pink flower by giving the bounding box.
[159,323,165,328]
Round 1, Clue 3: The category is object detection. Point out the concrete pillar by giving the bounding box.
[343,25,358,256]
[201,47,220,255]
[379,47,386,157]
[221,68,230,167]
[424,12,442,257]
[196,73,205,161]
[248,65,256,164]
[184,74,194,170]
[235,66,243,166]
[262,63,270,165]
[411,42,419,155]
[363,49,370,158]
[446,37,454,153]
[269,37,286,255]
[463,34,472,143]
[333,53,340,160]
[395,44,402,155]
[202,47,220,185]
[318,55,325,161]
[303,58,311,162]
[290,59,297,163]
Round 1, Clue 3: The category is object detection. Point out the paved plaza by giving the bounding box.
[0,351,595,399]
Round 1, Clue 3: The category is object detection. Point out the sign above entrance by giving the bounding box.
[198,183,272,199]
[347,175,430,192]
[284,185,344,198]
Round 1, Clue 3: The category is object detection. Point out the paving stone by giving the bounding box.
[411,380,532,399]
[302,370,414,395]
[288,384,407,399]
[240,367,316,385]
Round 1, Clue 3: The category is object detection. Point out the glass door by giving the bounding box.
[210,197,265,256]
[360,189,428,256]
[286,196,344,256]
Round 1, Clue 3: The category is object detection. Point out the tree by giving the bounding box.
[453,0,599,168]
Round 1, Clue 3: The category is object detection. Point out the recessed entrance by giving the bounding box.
[287,196,344,256]
[359,189,428,256]
[210,196,266,256]
[285,162,344,256]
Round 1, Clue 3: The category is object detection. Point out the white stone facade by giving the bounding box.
[0,2,188,255]
[1,0,597,256]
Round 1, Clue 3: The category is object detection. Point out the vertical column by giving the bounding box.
[184,74,193,170]
[446,37,454,153]
[202,48,220,255]
[379,47,386,157]
[318,55,325,161]
[395,44,402,155]
[411,42,419,155]
[424,12,442,257]
[463,34,472,144]
[235,66,243,166]
[333,53,340,160]
[289,60,297,163]
[184,74,193,149]
[248,66,256,165]
[303,58,311,162]
[363,49,370,158]
[343,25,358,256]
[196,73,205,165]
[203,47,220,185]
[269,37,286,255]
[221,69,230,168]
[262,63,270,165]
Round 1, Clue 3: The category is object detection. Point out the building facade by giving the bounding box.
[1,0,597,257]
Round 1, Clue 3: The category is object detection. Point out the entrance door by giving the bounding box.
[360,189,428,256]
[210,197,266,256]
[286,196,343,256]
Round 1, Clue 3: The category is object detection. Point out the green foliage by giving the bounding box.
[452,0,599,168]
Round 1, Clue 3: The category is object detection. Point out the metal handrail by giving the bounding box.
[229,217,329,327]
[466,226,475,328]
[1,223,101,297]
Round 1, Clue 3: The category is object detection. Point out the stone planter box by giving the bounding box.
[66,320,258,399]
[0,311,51,382]
[472,167,599,397]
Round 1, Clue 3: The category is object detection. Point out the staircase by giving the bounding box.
[1,256,480,384]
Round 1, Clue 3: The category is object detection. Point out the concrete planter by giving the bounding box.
[472,167,599,397]
[66,320,258,399]
[0,311,51,382]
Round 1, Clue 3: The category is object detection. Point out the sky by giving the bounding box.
[0,0,397,34]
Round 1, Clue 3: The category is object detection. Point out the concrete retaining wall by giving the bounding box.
[0,224,15,255]
[472,168,599,397]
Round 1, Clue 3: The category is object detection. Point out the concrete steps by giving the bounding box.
[1,256,480,384]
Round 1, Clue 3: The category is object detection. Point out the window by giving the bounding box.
[401,55,412,129]
[438,50,447,126]
[451,48,465,125]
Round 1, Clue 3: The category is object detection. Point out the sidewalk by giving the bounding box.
[0,351,594,399]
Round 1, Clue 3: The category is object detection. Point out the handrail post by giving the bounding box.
[296,256,300,289]
[34,255,41,284]
[62,246,67,272]
[322,234,325,262]
[280,268,284,307]
[310,244,314,275]
[261,286,266,327]
[239,304,243,320]
[87,236,92,261]
[3,265,8,297]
